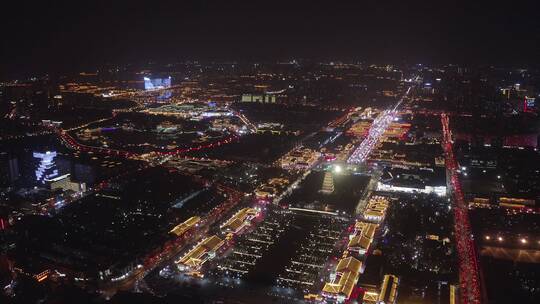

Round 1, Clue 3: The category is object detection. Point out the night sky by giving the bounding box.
[2,0,540,77]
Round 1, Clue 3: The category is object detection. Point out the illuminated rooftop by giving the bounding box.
[170,216,200,236]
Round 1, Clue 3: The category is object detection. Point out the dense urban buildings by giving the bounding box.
[2,2,540,304]
[2,59,539,304]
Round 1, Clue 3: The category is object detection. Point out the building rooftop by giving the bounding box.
[178,235,224,269]
[336,256,362,273]
[355,221,378,239]
[221,207,258,233]
[322,256,362,299]
[378,274,399,304]
[348,234,372,250]
[170,216,200,236]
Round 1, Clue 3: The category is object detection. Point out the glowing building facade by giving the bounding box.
[144,77,172,90]
[33,151,59,184]
[321,171,335,194]
[524,96,536,112]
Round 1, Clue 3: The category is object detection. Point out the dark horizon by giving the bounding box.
[3,0,540,79]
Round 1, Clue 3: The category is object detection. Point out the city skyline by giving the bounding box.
[3,1,540,78]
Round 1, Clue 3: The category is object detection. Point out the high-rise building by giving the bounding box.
[144,77,172,90]
[33,151,59,184]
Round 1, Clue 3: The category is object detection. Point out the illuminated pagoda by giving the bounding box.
[321,171,335,194]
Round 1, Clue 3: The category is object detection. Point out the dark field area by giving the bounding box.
[282,170,369,213]
[188,133,299,164]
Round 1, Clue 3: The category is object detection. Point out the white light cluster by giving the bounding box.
[33,151,59,184]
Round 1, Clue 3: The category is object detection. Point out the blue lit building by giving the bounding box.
[144,77,172,90]
[33,151,59,184]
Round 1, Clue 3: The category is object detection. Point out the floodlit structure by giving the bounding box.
[450,284,459,304]
[321,256,362,302]
[144,76,172,90]
[348,221,378,254]
[498,197,535,208]
[279,147,320,170]
[33,151,59,184]
[362,290,380,303]
[221,208,259,233]
[524,96,536,112]
[362,274,400,304]
[170,216,200,236]
[241,93,277,103]
[49,174,84,192]
[255,178,289,199]
[377,167,447,196]
[177,235,224,271]
[363,196,390,222]
[378,274,399,304]
[377,181,447,197]
[320,171,335,194]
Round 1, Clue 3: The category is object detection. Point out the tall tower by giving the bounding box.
[321,171,335,194]
[33,151,59,184]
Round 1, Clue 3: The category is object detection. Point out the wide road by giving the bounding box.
[441,113,482,304]
[347,86,411,164]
